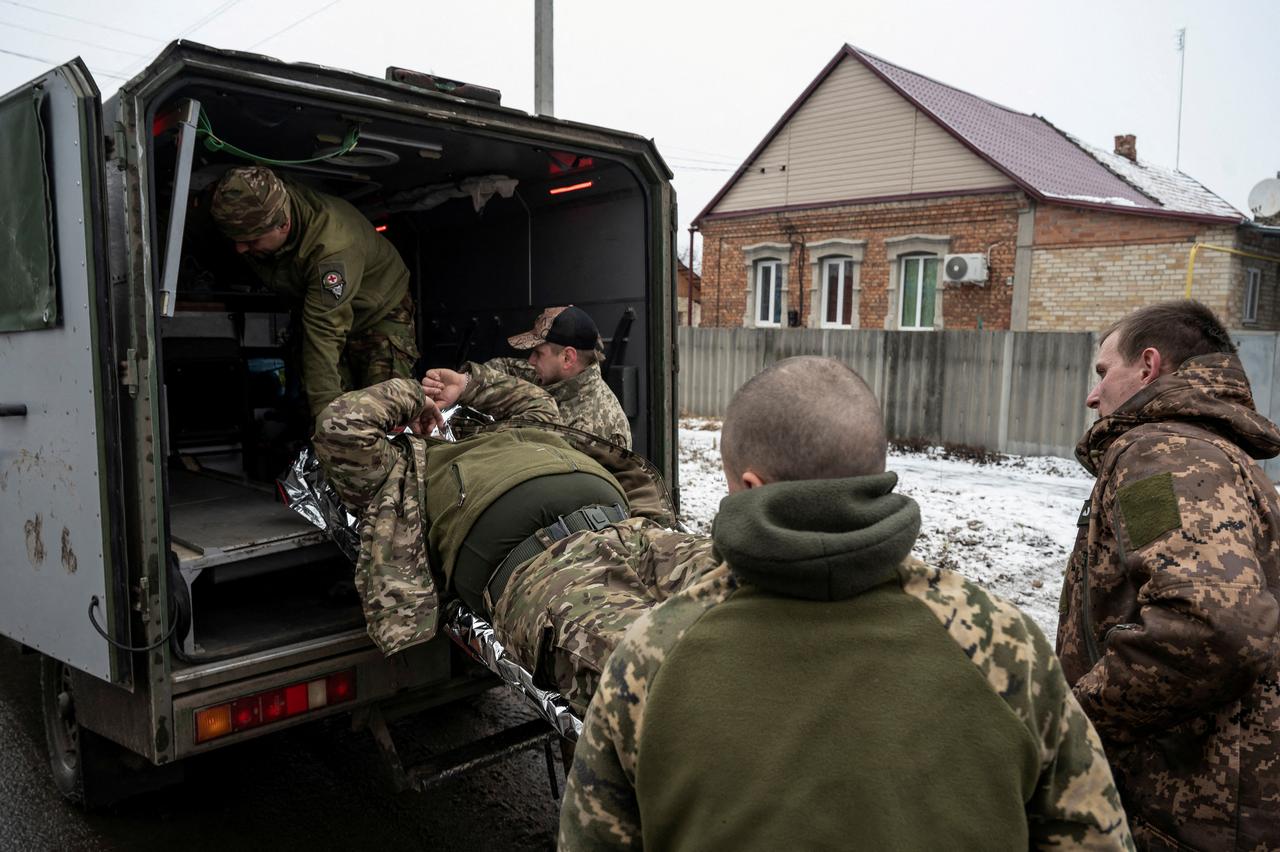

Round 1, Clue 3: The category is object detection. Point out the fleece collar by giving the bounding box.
[711,473,920,602]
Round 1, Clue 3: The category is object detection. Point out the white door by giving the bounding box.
[0,60,126,683]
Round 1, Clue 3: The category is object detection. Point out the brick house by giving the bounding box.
[677,259,702,326]
[693,44,1278,332]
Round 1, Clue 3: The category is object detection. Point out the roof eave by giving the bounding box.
[1042,196,1244,226]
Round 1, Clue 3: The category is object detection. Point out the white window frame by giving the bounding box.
[1244,267,1261,324]
[820,257,857,328]
[898,254,941,331]
[807,238,865,329]
[884,234,950,330]
[754,259,783,327]
[741,242,790,328]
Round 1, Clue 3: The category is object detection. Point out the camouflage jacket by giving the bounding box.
[1057,353,1280,851]
[483,357,631,447]
[562,474,1132,851]
[314,372,676,656]
[492,517,715,715]
[245,182,411,418]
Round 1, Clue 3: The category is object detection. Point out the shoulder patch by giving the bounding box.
[318,261,347,301]
[1117,471,1181,550]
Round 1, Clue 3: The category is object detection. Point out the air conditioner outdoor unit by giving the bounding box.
[943,253,989,285]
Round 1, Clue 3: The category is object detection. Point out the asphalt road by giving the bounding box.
[0,641,561,851]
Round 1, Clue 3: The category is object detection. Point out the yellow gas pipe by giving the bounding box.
[1184,242,1280,298]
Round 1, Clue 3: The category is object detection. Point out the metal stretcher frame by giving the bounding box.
[443,601,583,741]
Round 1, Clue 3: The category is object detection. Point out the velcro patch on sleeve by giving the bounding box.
[1117,471,1182,550]
[318,261,348,301]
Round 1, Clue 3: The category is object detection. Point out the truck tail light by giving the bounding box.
[193,668,357,744]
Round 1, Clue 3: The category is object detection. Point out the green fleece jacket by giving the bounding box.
[559,474,1134,851]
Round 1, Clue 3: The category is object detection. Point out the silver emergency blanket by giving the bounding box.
[444,601,583,741]
[278,446,361,563]
[277,406,470,562]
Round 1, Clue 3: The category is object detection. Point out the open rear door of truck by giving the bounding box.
[0,59,129,684]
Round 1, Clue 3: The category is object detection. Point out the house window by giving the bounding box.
[900,255,940,329]
[755,260,783,326]
[821,257,856,327]
[1244,268,1261,324]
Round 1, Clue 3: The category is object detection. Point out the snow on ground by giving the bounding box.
[677,419,1094,637]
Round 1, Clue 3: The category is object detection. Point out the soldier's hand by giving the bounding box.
[408,396,447,436]
[422,368,467,407]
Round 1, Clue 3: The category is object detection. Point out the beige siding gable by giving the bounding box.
[713,56,1009,214]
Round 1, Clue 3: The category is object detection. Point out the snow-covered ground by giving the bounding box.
[678,418,1094,637]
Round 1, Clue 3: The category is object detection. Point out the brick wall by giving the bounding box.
[1027,212,1249,330]
[696,192,1023,329]
[698,196,1259,331]
[1239,228,1280,330]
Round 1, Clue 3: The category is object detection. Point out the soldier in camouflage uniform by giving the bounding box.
[211,165,419,421]
[425,305,631,447]
[561,356,1133,851]
[491,511,716,714]
[1057,300,1280,851]
[312,362,698,707]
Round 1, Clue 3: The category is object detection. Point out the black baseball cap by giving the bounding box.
[507,305,601,351]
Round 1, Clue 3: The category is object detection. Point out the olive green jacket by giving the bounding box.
[245,182,410,417]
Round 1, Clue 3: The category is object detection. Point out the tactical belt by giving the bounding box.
[485,502,628,608]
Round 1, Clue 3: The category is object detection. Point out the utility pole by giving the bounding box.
[535,0,554,117]
[1175,27,1186,171]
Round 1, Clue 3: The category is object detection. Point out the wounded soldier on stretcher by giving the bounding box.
[311,361,714,714]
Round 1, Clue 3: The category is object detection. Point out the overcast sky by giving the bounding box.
[2,0,1276,255]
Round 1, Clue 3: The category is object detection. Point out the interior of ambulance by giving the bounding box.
[140,75,655,665]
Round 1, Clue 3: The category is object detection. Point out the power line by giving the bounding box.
[0,45,55,64]
[178,0,247,38]
[112,0,249,80]
[0,46,129,80]
[249,0,345,50]
[0,0,164,42]
[0,19,148,58]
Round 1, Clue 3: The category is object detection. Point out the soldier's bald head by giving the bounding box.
[721,356,886,488]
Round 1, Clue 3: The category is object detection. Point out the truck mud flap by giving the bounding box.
[360,705,566,797]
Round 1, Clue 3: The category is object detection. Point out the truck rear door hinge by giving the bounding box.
[120,348,139,397]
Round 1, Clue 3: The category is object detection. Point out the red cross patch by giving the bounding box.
[322,270,345,300]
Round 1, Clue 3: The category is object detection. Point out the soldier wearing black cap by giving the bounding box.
[424,305,632,448]
[209,165,419,422]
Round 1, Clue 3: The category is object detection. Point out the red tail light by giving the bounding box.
[327,671,355,703]
[194,668,358,744]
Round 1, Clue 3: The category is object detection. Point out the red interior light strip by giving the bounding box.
[549,181,594,195]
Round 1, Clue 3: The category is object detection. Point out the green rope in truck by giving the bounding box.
[196,109,361,165]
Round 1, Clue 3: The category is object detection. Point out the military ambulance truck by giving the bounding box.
[0,42,678,807]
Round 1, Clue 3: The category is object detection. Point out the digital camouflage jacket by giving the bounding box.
[244,181,413,418]
[1058,353,1280,851]
[562,474,1132,851]
[482,357,631,448]
[313,371,676,656]
[492,517,715,715]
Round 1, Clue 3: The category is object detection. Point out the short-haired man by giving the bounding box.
[211,165,418,420]
[560,356,1133,850]
[1058,300,1280,850]
[426,305,631,447]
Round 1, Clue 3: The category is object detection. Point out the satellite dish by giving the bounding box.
[1248,177,1280,219]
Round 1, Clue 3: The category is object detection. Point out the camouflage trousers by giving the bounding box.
[490,517,716,715]
[341,294,419,390]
